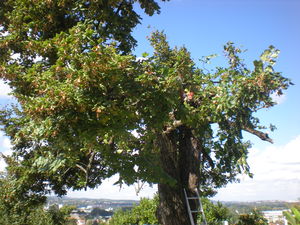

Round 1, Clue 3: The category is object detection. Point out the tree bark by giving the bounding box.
[156,125,202,225]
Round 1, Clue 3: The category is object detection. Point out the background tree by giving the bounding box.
[0,1,292,225]
[28,204,76,225]
[90,207,113,218]
[47,204,76,225]
[0,164,47,225]
[198,198,238,225]
[0,169,75,225]
[109,196,159,225]
[237,209,268,225]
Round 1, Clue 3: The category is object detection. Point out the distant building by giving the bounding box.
[262,210,288,225]
[69,212,86,225]
[86,205,93,209]
[105,207,113,212]
[77,219,86,225]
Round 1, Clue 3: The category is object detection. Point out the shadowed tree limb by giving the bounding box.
[242,126,273,143]
[227,121,274,144]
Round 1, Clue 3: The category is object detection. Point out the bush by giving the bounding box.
[109,196,159,225]
[237,209,268,225]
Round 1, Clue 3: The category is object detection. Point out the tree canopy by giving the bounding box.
[0,1,292,224]
[0,29,291,194]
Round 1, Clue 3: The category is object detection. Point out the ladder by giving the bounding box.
[184,188,207,225]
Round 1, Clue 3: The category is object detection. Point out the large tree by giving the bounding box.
[0,1,291,225]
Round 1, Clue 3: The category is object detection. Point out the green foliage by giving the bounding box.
[0,171,75,225]
[90,207,113,218]
[47,204,77,225]
[0,29,292,197]
[27,204,76,225]
[109,197,159,225]
[27,207,58,225]
[283,207,300,225]
[0,0,168,53]
[0,0,173,197]
[237,209,268,225]
[198,198,238,225]
[110,196,238,225]
[0,170,47,225]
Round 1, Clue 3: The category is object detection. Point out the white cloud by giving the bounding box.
[0,79,12,99]
[249,136,300,180]
[0,129,157,199]
[135,57,148,62]
[2,137,12,150]
[70,136,300,201]
[214,135,300,201]
[67,175,157,200]
[271,92,286,105]
[0,132,12,171]
[1,123,298,201]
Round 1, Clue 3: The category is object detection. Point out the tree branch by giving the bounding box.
[242,126,273,143]
[134,179,145,196]
[163,120,183,134]
[75,163,87,174]
[201,149,215,168]
[227,121,274,144]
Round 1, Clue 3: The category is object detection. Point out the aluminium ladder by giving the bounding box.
[184,188,207,225]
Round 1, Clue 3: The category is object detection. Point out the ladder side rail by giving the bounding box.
[184,188,196,225]
[196,188,207,225]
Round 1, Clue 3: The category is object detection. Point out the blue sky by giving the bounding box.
[132,0,300,146]
[1,0,300,201]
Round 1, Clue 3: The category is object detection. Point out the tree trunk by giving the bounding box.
[156,126,202,225]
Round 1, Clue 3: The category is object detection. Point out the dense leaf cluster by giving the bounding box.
[0,0,172,196]
[0,0,168,54]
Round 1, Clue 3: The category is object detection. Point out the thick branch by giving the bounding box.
[115,1,125,16]
[75,163,87,174]
[163,120,183,134]
[242,126,273,143]
[191,132,215,169]
[202,149,215,168]
[134,180,145,195]
[227,121,274,144]
[87,151,96,172]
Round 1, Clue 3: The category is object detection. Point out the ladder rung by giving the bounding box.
[191,210,200,213]
[187,197,199,200]
[183,188,207,225]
